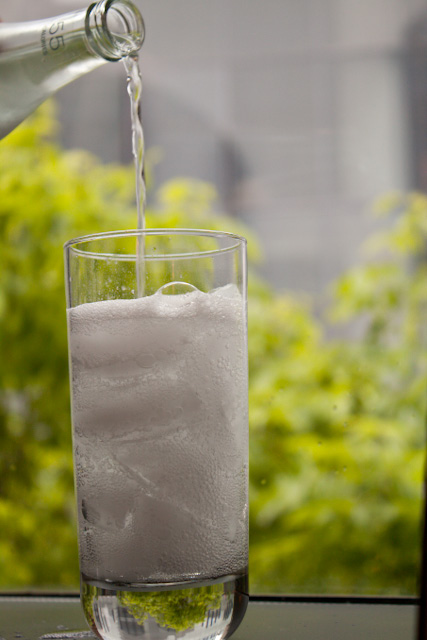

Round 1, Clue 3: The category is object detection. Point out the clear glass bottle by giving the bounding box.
[0,0,145,138]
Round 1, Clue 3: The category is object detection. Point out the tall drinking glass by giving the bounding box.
[64,229,248,640]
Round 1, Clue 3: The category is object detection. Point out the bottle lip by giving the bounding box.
[86,0,145,61]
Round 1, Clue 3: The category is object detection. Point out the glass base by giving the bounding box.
[81,572,249,640]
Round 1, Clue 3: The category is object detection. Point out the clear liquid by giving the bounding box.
[124,54,146,231]
[124,54,146,296]
[81,573,248,640]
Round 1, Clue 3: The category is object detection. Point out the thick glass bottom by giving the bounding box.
[81,572,249,640]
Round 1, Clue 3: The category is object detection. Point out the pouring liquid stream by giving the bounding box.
[124,55,146,296]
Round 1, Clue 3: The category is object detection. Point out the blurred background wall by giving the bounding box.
[2,0,426,292]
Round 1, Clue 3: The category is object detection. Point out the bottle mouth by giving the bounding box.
[86,0,145,61]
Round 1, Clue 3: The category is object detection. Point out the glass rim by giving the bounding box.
[64,228,247,261]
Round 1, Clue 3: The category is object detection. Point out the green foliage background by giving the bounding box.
[0,106,426,594]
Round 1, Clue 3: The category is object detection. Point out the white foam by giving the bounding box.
[68,285,248,583]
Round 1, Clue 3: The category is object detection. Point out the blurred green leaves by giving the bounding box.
[0,105,426,595]
[248,192,427,594]
[0,104,137,588]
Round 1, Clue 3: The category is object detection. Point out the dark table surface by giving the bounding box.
[0,595,419,640]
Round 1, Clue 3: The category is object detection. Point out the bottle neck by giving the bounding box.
[0,1,144,64]
[86,0,145,61]
[0,1,144,139]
